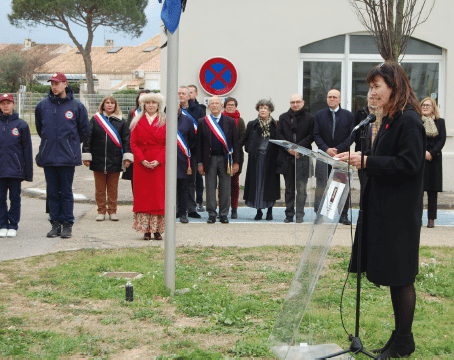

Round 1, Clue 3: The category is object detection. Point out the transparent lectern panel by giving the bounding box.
[269,142,351,359]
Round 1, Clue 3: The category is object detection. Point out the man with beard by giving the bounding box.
[35,72,90,238]
[178,86,205,218]
[276,94,315,223]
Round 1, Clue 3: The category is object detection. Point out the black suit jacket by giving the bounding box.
[197,114,240,172]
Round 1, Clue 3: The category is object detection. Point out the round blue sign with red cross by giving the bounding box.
[199,57,238,96]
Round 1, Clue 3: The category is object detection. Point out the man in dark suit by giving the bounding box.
[197,96,240,224]
[276,93,315,223]
[313,89,354,225]
[178,86,205,219]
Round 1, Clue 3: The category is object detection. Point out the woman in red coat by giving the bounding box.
[130,93,166,240]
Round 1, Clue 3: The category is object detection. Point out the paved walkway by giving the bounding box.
[0,135,451,263]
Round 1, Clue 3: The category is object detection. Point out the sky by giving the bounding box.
[0,0,162,46]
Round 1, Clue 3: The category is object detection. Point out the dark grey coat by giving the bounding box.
[424,118,446,192]
[350,107,426,286]
[243,119,281,203]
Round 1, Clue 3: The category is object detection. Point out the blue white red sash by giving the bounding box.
[94,112,122,149]
[182,109,198,134]
[133,108,140,118]
[177,130,191,171]
[205,115,233,175]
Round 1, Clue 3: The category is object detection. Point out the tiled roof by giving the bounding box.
[134,52,160,72]
[0,43,72,64]
[36,35,161,75]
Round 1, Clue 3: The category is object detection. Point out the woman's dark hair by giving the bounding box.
[367,61,421,118]
[224,97,238,107]
[135,89,151,108]
[255,99,274,113]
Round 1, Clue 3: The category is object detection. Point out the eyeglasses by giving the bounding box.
[421,104,432,108]
[290,101,302,105]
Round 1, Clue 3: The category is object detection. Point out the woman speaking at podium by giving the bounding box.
[335,61,425,358]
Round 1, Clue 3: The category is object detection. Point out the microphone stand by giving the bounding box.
[317,125,376,359]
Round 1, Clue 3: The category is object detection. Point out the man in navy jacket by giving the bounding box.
[35,72,90,238]
[313,89,354,225]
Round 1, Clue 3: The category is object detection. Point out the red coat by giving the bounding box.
[131,115,166,214]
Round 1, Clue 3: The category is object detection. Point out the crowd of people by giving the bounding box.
[0,62,447,357]
[0,65,447,240]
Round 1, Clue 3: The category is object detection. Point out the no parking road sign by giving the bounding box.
[199,57,238,96]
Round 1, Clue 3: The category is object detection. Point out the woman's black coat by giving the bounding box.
[82,114,131,173]
[424,118,446,192]
[350,107,426,286]
[243,119,281,202]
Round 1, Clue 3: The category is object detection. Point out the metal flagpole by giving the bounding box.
[164,28,179,295]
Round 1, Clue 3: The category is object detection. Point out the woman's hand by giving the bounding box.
[425,151,433,161]
[335,151,367,169]
[83,160,90,167]
[150,160,160,169]
[123,160,132,168]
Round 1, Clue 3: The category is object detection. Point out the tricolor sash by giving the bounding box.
[133,108,140,118]
[177,130,192,175]
[94,112,122,150]
[182,109,198,134]
[205,115,233,175]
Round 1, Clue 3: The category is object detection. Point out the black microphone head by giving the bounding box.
[368,114,377,123]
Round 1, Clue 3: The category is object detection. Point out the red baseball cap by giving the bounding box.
[48,72,67,83]
[0,93,14,103]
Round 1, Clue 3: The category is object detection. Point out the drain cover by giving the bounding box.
[102,272,143,279]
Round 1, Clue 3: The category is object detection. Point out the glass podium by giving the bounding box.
[269,140,352,359]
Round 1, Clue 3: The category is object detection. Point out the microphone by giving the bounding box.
[351,113,376,133]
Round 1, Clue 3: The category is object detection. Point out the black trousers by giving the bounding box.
[176,178,189,217]
[427,190,438,220]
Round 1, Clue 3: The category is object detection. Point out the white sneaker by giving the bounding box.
[0,228,7,237]
[95,214,105,221]
[109,214,119,221]
[6,229,17,237]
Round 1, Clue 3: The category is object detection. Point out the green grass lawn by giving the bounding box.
[0,246,452,359]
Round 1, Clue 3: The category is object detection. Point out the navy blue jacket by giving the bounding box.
[35,86,90,167]
[313,107,355,153]
[177,112,196,179]
[0,112,33,181]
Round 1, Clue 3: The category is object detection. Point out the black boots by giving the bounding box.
[47,221,61,238]
[372,330,396,354]
[61,221,73,238]
[254,209,263,221]
[378,333,415,358]
[266,207,273,221]
[231,208,238,219]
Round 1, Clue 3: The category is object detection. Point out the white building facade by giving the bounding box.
[161,0,454,189]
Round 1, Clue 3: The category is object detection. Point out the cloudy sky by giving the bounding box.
[0,0,161,46]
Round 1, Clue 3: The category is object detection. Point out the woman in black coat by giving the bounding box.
[420,97,446,228]
[82,96,133,221]
[336,62,425,358]
[243,99,280,220]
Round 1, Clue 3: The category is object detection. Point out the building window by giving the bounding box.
[299,34,445,116]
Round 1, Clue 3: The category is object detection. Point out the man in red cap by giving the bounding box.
[0,94,33,238]
[35,72,90,238]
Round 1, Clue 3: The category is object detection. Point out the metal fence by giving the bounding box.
[14,93,137,132]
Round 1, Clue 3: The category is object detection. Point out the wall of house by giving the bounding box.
[161,0,454,190]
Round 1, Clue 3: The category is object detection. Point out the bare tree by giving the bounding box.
[348,0,436,62]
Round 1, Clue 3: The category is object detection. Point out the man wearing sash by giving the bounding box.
[197,96,240,224]
[178,86,205,219]
[176,106,196,223]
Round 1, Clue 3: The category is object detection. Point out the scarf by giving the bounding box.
[422,115,439,137]
[258,116,272,138]
[223,110,241,127]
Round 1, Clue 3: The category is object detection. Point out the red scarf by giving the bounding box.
[222,110,241,127]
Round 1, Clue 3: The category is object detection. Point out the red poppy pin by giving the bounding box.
[385,124,389,129]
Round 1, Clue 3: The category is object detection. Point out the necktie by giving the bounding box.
[331,111,336,140]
